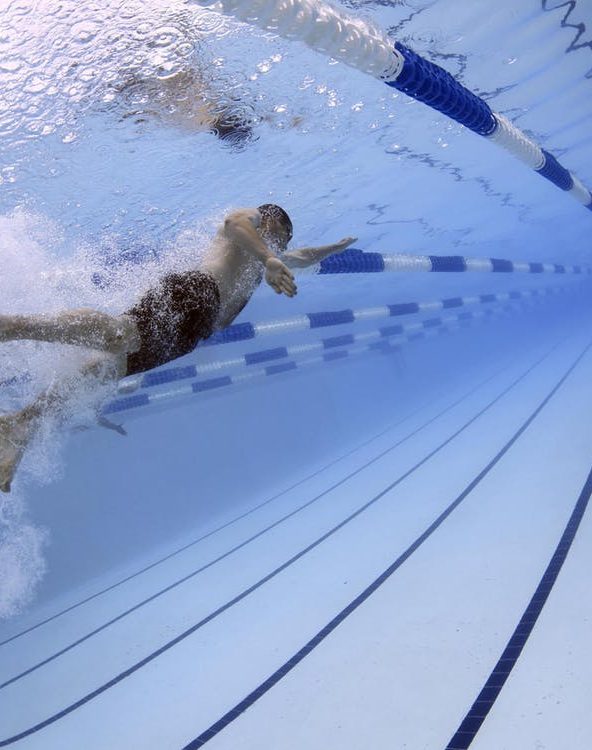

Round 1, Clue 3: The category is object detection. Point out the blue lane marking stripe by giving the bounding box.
[537,149,574,191]
[423,318,442,329]
[191,377,232,393]
[323,334,355,349]
[201,322,255,347]
[446,462,592,749]
[429,256,467,272]
[265,362,297,376]
[529,262,544,273]
[0,345,561,746]
[102,394,150,414]
[180,340,590,750]
[554,264,566,274]
[318,248,384,274]
[479,294,496,303]
[380,324,404,337]
[307,310,355,328]
[142,366,197,388]
[324,350,349,362]
[389,302,420,316]
[245,347,288,365]
[442,297,464,309]
[390,43,497,136]
[490,258,514,272]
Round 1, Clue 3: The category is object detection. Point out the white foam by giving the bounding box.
[0,489,48,620]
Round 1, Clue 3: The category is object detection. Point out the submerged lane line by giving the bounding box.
[446,465,592,748]
[180,338,592,750]
[0,357,517,689]
[0,340,567,745]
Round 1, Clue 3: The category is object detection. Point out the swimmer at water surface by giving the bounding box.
[0,205,356,492]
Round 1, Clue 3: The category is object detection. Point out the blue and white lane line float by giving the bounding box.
[122,302,507,391]
[193,0,592,212]
[195,283,572,349]
[107,296,547,415]
[309,249,592,275]
[118,283,569,391]
[107,306,504,415]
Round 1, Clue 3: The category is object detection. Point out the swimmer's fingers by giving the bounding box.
[278,269,297,297]
[333,236,358,252]
[266,259,297,297]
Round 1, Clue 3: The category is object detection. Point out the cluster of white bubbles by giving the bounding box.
[0,487,48,619]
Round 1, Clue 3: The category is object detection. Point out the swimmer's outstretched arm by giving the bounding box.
[282,236,358,269]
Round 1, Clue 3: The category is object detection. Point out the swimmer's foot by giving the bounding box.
[0,408,38,493]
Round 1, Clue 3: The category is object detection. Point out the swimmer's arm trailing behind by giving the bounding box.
[282,236,358,269]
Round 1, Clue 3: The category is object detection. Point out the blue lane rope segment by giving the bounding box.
[201,322,255,347]
[191,377,232,393]
[142,365,198,388]
[429,256,468,272]
[102,394,150,415]
[442,297,464,309]
[490,258,514,272]
[323,334,355,349]
[307,310,355,328]
[318,248,384,273]
[244,347,289,365]
[389,302,420,316]
[537,150,575,191]
[388,44,497,136]
[265,361,297,376]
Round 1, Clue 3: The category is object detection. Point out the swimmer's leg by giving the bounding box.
[0,353,126,493]
[0,310,140,355]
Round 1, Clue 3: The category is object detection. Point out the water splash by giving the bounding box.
[0,488,48,620]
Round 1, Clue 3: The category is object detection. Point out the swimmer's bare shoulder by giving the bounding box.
[202,207,296,301]
[201,208,262,281]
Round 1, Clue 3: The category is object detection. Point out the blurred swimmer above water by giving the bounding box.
[116,69,257,148]
[0,205,356,492]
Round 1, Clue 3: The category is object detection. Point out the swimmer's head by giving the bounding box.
[211,112,254,149]
[258,204,293,251]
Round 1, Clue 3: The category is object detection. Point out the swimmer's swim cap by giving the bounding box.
[257,204,293,241]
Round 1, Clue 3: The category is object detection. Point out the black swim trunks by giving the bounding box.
[125,270,220,376]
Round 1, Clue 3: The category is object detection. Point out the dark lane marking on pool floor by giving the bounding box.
[446,458,592,748]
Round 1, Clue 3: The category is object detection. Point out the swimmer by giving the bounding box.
[0,204,357,492]
[117,69,256,148]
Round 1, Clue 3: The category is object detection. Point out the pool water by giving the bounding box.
[0,0,591,748]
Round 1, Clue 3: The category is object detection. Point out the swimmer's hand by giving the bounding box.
[329,236,358,253]
[282,236,358,269]
[265,257,297,297]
